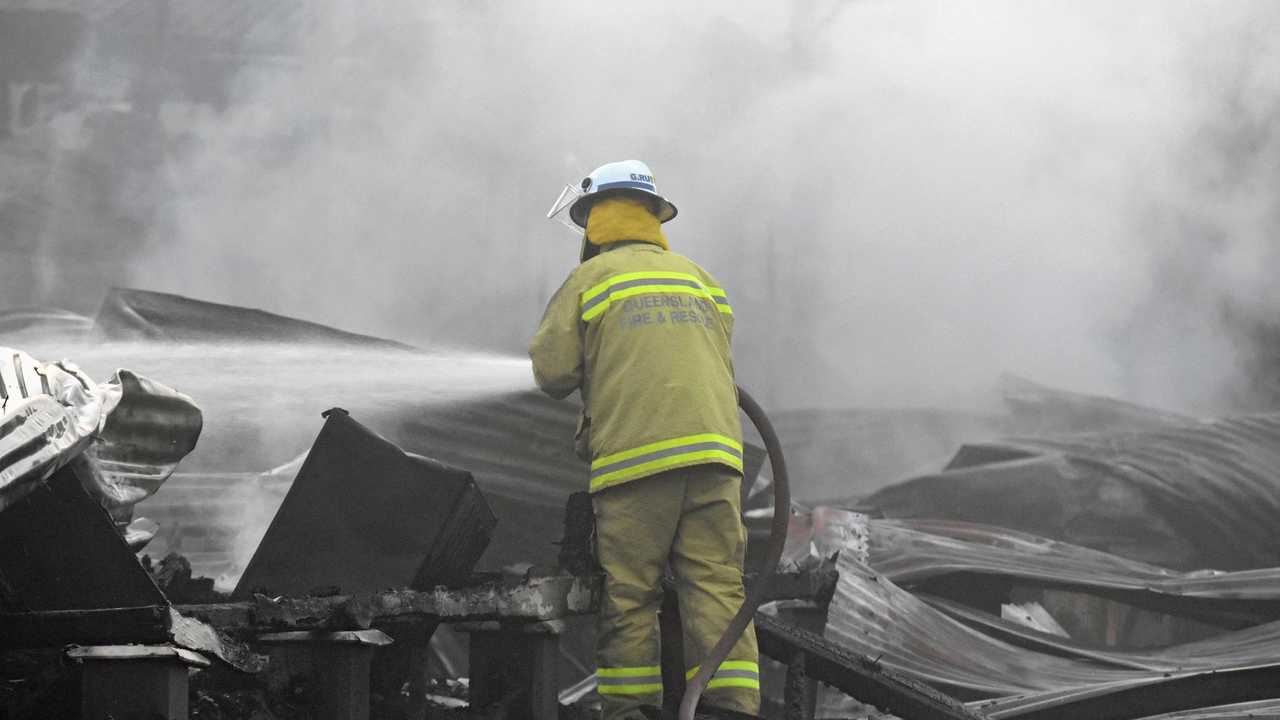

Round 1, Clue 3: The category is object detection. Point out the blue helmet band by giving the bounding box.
[595,179,658,193]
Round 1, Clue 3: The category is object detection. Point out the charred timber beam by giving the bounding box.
[754,612,986,720]
[179,575,603,634]
[983,662,1280,720]
[0,606,264,673]
[0,605,171,646]
[784,649,815,720]
[751,564,839,604]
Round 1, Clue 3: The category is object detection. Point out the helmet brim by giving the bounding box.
[569,188,678,228]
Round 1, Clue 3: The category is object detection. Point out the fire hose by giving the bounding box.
[679,385,791,720]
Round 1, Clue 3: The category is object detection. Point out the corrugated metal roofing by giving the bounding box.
[873,519,1280,605]
[865,412,1280,571]
[822,539,1280,703]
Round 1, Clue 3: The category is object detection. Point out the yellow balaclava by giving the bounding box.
[585,196,669,251]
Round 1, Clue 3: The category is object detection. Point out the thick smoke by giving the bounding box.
[110,1,1280,414]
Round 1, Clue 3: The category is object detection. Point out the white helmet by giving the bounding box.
[546,160,678,231]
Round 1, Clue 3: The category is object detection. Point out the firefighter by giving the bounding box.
[531,160,759,720]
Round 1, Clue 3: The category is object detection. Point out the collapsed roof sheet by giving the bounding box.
[976,663,1280,720]
[1138,700,1280,719]
[998,375,1193,436]
[827,543,1280,702]
[94,287,412,348]
[865,413,1280,571]
[802,512,1280,718]
[872,519,1280,618]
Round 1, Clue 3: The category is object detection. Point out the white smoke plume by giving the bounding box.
[113,0,1280,414]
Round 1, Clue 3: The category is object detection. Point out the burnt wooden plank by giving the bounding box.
[0,605,264,673]
[180,575,602,633]
[0,606,170,647]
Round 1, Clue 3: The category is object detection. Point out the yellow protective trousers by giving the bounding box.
[593,464,760,720]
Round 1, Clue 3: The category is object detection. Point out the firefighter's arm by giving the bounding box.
[704,269,735,340]
[529,276,584,399]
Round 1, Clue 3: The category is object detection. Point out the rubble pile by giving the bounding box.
[6,291,1280,719]
[143,552,222,604]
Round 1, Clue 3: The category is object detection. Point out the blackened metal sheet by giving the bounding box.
[998,375,1193,436]
[826,549,1153,700]
[976,663,1280,720]
[232,408,495,598]
[94,287,412,349]
[753,611,986,720]
[922,592,1280,677]
[0,465,168,612]
[364,391,589,575]
[817,526,1280,711]
[1137,699,1280,719]
[869,519,1280,622]
[865,413,1280,570]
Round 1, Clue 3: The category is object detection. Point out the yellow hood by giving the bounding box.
[585,197,669,251]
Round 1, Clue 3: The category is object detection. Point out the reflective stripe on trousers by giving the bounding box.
[580,271,732,322]
[596,665,663,696]
[685,660,761,690]
[590,433,743,491]
[593,465,760,719]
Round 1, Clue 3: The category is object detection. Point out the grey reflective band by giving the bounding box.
[580,277,706,317]
[596,674,663,686]
[590,440,742,481]
[710,669,758,680]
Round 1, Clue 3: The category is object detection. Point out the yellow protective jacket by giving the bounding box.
[530,242,742,492]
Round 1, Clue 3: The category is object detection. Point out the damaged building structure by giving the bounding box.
[6,3,1280,720]
[4,289,1280,720]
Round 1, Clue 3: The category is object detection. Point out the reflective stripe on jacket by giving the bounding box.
[529,242,741,492]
